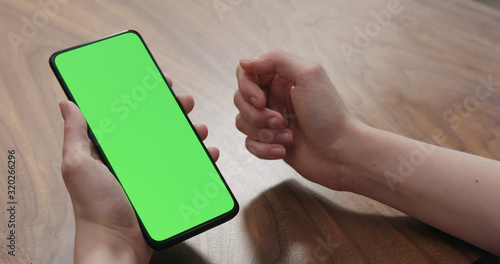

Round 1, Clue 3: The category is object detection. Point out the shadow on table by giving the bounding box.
[150,242,208,264]
[243,179,485,263]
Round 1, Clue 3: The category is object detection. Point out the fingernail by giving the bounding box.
[249,97,260,108]
[270,147,285,158]
[241,56,258,63]
[59,102,69,121]
[275,132,293,144]
[267,117,283,129]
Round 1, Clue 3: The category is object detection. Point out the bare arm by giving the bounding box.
[234,50,500,255]
[346,125,500,255]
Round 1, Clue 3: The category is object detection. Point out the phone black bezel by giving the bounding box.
[49,29,239,250]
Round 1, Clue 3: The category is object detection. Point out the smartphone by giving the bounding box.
[49,30,238,249]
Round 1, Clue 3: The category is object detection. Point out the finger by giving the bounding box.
[234,89,285,129]
[257,74,276,87]
[236,65,267,110]
[245,137,286,160]
[166,77,173,87]
[267,74,294,114]
[193,124,218,161]
[235,114,293,145]
[177,94,195,114]
[194,124,208,141]
[207,147,220,162]
[59,101,92,174]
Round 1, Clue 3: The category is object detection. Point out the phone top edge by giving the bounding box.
[49,29,140,65]
[49,30,142,109]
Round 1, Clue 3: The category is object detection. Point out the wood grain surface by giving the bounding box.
[1,0,499,263]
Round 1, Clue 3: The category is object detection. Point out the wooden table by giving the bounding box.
[1,0,499,263]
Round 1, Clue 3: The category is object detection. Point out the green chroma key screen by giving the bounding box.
[50,30,238,249]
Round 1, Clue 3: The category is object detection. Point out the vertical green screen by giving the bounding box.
[53,31,236,242]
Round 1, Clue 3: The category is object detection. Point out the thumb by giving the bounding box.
[240,50,309,85]
[59,101,92,176]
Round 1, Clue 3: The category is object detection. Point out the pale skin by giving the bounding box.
[61,50,500,263]
[60,78,220,263]
[234,50,500,256]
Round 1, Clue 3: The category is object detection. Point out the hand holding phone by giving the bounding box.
[59,100,155,262]
[50,30,238,250]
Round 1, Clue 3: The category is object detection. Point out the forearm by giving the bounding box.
[341,124,500,255]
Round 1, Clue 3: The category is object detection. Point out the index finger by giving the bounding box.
[59,101,93,174]
[236,65,267,110]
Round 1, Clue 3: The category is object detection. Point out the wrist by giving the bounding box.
[327,121,393,197]
[334,122,419,207]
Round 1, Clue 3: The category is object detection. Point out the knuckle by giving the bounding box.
[247,112,262,126]
[244,137,255,153]
[233,90,241,106]
[268,49,286,57]
[235,115,244,131]
[61,153,85,176]
[257,129,274,143]
[61,146,88,176]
